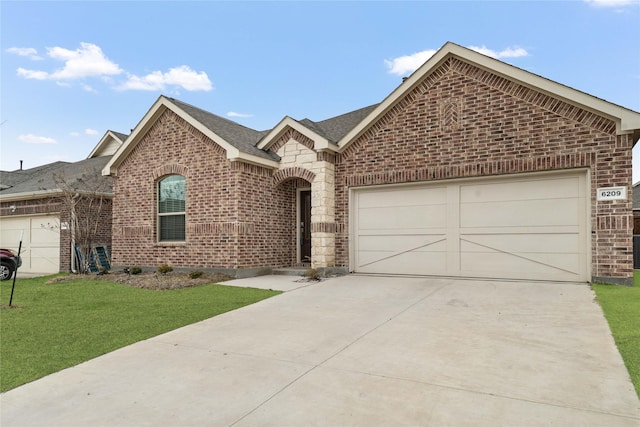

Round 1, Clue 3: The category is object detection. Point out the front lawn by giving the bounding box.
[592,271,640,399]
[0,275,280,392]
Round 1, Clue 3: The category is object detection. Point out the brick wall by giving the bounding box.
[335,57,633,281]
[111,109,298,271]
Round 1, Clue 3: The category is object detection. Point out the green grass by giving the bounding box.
[592,271,640,399]
[0,275,280,392]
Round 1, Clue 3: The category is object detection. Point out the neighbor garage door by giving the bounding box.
[0,215,61,274]
[351,171,589,281]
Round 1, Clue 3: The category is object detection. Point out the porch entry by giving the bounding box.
[299,189,312,264]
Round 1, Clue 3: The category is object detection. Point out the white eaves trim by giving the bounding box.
[102,96,278,176]
[88,131,126,159]
[231,153,280,169]
[256,116,334,152]
[338,42,640,152]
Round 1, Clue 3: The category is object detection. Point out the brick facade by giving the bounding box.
[106,54,635,284]
[111,109,298,271]
[334,57,632,282]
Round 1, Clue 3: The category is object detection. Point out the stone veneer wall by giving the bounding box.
[274,136,336,268]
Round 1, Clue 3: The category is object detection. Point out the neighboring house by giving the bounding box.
[103,42,640,285]
[0,130,123,275]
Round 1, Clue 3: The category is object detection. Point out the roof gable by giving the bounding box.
[88,130,128,158]
[338,42,640,152]
[257,104,379,152]
[256,116,332,152]
[103,96,279,176]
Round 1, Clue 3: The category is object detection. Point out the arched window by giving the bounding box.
[158,175,186,242]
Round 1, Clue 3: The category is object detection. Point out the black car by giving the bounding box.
[0,248,22,280]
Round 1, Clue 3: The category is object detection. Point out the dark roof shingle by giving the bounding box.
[167,97,278,161]
[0,157,112,196]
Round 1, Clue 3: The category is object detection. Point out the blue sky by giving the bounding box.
[1,1,639,180]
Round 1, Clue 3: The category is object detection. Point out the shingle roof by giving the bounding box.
[0,162,69,190]
[167,97,278,161]
[0,156,112,196]
[169,96,378,155]
[299,104,379,143]
[111,131,129,142]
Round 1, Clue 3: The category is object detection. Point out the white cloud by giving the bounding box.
[584,0,637,7]
[386,45,529,76]
[385,50,437,76]
[6,47,42,60]
[85,128,99,135]
[14,42,212,93]
[118,65,213,92]
[81,84,97,93]
[18,134,57,144]
[17,68,50,80]
[227,111,254,118]
[16,42,122,81]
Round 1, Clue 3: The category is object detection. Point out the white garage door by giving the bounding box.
[351,172,589,281]
[0,215,61,274]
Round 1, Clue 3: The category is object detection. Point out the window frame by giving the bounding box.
[157,174,186,243]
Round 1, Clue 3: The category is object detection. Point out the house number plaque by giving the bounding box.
[596,186,627,201]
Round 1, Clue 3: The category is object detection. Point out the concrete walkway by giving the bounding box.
[1,275,639,426]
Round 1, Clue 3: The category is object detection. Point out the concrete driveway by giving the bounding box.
[1,275,639,426]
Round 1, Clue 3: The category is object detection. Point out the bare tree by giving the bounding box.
[52,168,112,274]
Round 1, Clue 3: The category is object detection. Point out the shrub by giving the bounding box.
[157,264,173,275]
[304,268,321,281]
[189,270,203,279]
[130,267,142,275]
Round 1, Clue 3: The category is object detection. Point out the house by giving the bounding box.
[0,130,123,275]
[103,42,640,285]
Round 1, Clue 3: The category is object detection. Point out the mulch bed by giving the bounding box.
[46,270,234,290]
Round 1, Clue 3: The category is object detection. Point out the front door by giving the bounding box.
[300,190,312,264]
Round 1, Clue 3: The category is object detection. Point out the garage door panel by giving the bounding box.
[352,171,588,281]
[461,233,581,254]
[359,205,446,230]
[0,215,60,274]
[358,235,446,252]
[357,251,448,275]
[460,252,581,280]
[30,222,60,244]
[1,229,26,245]
[460,239,582,275]
[460,177,580,203]
[358,186,446,208]
[460,199,579,228]
[29,247,60,271]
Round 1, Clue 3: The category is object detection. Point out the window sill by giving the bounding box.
[155,241,187,247]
